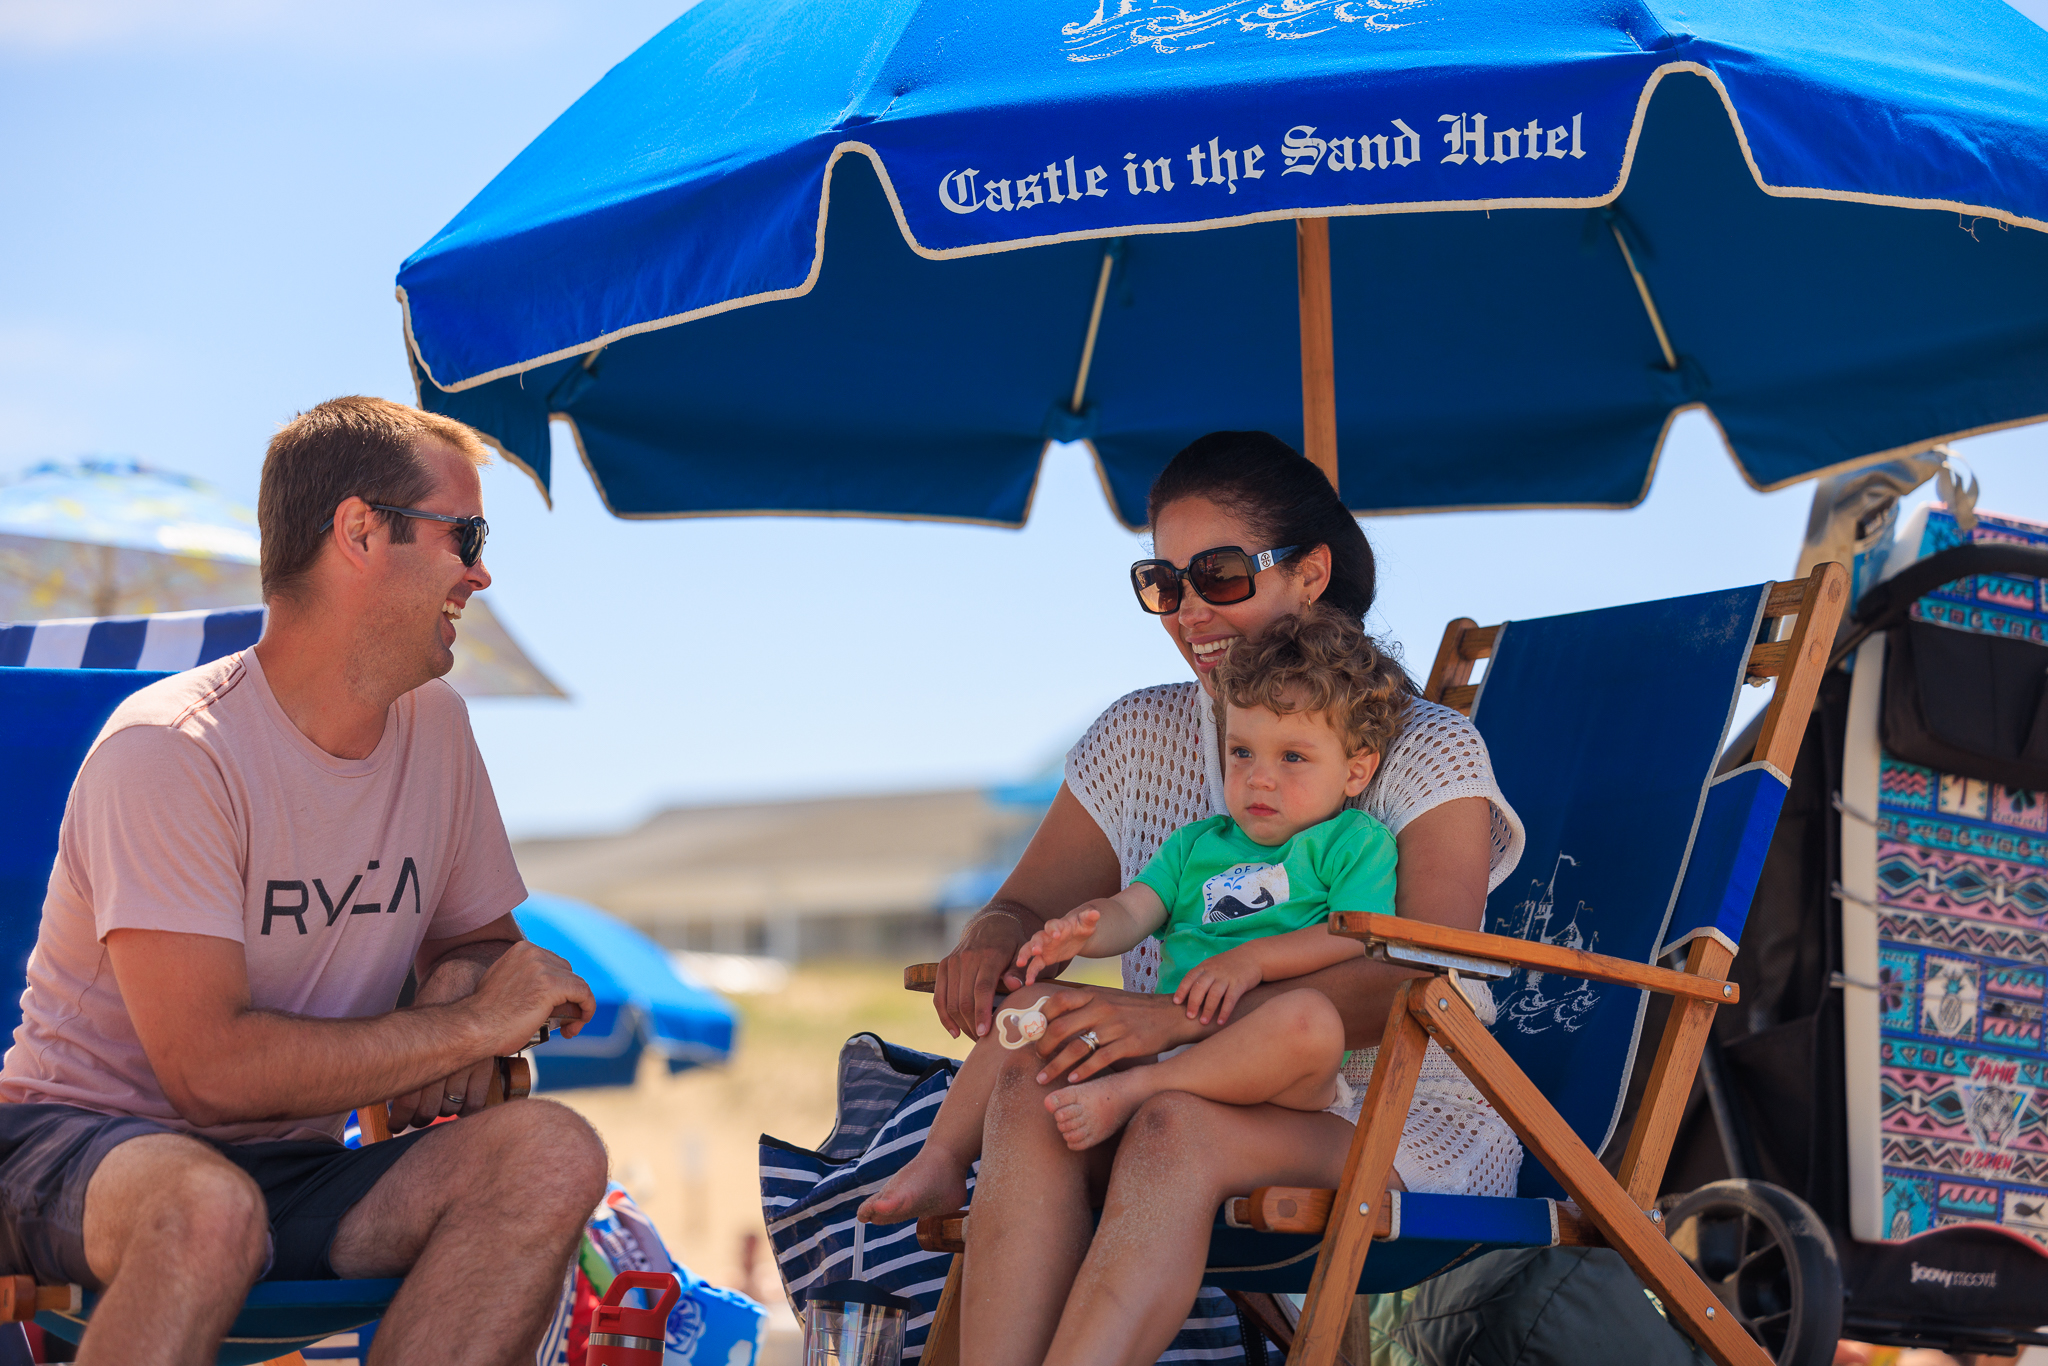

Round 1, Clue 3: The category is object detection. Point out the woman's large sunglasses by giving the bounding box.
[1129,544,1299,615]
[319,504,490,567]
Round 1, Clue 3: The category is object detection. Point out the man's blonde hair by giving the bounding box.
[259,396,492,605]
[1212,605,1413,759]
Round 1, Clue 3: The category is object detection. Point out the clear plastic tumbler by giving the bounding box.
[800,1280,914,1366]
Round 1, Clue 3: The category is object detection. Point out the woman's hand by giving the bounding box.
[1015,905,1104,984]
[1171,945,1263,1025]
[933,907,1037,1039]
[1029,985,1211,1085]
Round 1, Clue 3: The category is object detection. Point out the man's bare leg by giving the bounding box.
[330,1098,607,1366]
[1044,1093,1356,1366]
[959,1026,1115,1366]
[1043,988,1345,1149]
[76,1133,271,1366]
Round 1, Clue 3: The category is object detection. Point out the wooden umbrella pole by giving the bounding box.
[1296,217,1339,495]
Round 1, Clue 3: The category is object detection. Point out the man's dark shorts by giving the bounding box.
[0,1103,433,1286]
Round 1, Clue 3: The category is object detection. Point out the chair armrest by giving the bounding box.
[0,1277,79,1321]
[918,1211,969,1253]
[906,963,938,993]
[1328,913,1738,1005]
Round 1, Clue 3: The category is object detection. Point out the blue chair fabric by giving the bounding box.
[35,1279,404,1366]
[1474,585,1772,1197]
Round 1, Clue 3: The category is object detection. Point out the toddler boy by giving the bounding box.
[859,607,1409,1223]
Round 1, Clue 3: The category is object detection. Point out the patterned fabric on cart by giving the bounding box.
[1877,508,2048,1247]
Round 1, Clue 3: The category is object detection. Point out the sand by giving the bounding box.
[550,958,1123,1293]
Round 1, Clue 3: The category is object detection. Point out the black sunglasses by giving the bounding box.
[320,504,490,567]
[1129,544,1299,615]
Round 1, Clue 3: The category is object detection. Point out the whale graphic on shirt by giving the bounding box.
[1201,862,1290,923]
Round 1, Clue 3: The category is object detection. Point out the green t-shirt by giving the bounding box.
[1132,808,1398,994]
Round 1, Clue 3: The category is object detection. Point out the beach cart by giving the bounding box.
[1647,505,2048,1360]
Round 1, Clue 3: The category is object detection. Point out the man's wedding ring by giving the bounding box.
[1079,1031,1101,1053]
[445,1094,465,1107]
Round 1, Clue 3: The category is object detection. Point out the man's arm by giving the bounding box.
[412,914,525,1004]
[107,927,592,1129]
[383,912,528,1129]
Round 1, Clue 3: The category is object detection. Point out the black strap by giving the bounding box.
[1829,543,2048,667]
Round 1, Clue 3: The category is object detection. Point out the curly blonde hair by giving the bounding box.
[1212,605,1413,759]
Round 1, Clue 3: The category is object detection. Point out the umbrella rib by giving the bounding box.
[1608,222,1679,371]
[1069,246,1117,414]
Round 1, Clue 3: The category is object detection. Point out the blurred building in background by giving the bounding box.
[513,771,1059,962]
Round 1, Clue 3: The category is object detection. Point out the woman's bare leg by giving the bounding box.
[1044,988,1344,1149]
[1043,1093,1356,1366]
[961,1018,1117,1366]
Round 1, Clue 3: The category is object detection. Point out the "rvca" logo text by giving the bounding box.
[261,858,422,935]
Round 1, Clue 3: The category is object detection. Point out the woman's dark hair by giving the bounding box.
[1146,431,1377,621]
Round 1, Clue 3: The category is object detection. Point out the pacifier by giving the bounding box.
[994,1005,1048,1050]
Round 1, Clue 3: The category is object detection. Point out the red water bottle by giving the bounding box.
[587,1269,678,1366]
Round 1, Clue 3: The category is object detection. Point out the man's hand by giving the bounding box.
[1015,905,1104,984]
[1171,945,1263,1025]
[467,941,595,1055]
[386,952,498,1132]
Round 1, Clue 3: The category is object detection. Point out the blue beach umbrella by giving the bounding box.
[399,0,2048,527]
[513,893,737,1090]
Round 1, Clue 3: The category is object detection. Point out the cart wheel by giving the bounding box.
[1665,1180,1841,1366]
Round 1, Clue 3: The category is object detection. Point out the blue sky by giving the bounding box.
[4,0,2046,837]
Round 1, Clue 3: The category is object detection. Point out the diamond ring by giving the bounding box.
[1079,1030,1101,1053]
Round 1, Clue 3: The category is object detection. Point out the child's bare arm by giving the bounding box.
[1016,884,1167,983]
[1174,922,1366,1025]
[1236,921,1367,981]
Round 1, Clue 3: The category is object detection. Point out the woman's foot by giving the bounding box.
[1045,1073,1151,1151]
[856,1149,969,1224]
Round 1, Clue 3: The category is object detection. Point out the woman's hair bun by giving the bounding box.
[1147,432,1378,621]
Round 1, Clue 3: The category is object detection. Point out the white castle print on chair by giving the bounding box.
[1201,862,1291,923]
[1495,853,1603,1035]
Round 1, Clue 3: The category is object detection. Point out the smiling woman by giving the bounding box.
[915,430,1530,1366]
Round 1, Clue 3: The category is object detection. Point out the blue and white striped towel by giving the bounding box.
[0,606,263,670]
[760,1033,1252,1365]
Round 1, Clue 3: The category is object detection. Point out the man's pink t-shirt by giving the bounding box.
[0,649,526,1144]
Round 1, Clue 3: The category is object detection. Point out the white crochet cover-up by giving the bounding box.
[1064,682,1528,1198]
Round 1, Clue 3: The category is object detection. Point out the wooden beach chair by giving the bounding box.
[902,565,1848,1366]
[0,666,534,1366]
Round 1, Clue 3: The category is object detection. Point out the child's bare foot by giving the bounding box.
[1045,1073,1151,1151]
[856,1149,969,1224]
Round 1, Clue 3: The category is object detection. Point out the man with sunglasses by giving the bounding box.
[0,395,605,1365]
